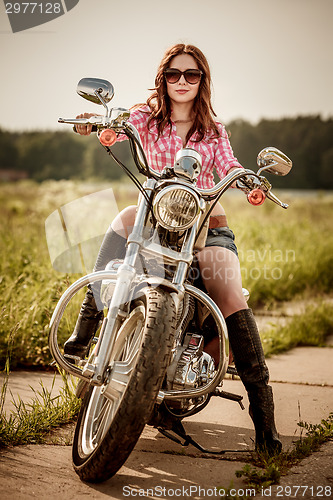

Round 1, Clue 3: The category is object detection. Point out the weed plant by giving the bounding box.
[0,367,80,448]
[235,412,333,490]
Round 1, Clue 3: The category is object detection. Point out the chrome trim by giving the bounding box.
[242,287,250,302]
[89,188,157,384]
[131,236,194,266]
[160,283,229,401]
[126,123,161,179]
[77,77,114,105]
[156,177,202,191]
[197,168,255,198]
[49,270,118,381]
[265,190,289,209]
[153,185,201,232]
[174,148,202,180]
[257,147,292,176]
[175,147,202,164]
[172,219,199,286]
[110,107,130,125]
[101,305,146,403]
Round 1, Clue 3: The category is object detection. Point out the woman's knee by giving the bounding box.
[111,205,137,237]
[221,290,248,317]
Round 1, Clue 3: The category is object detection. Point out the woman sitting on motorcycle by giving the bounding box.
[65,43,282,455]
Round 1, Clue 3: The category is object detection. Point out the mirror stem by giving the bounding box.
[94,90,110,115]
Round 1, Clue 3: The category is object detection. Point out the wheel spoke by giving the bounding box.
[92,399,115,446]
[111,306,145,362]
[102,319,143,402]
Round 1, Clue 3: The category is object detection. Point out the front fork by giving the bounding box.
[81,180,156,385]
[49,180,154,384]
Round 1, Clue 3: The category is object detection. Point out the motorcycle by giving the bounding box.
[48,77,292,483]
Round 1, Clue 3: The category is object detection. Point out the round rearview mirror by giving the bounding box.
[257,147,292,176]
[77,78,114,105]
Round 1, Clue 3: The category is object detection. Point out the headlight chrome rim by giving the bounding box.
[153,186,201,232]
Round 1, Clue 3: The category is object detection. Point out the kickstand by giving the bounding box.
[158,420,250,455]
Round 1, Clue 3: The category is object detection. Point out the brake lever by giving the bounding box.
[265,190,289,209]
[58,116,106,126]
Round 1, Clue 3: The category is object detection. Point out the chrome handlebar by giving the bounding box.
[59,107,130,128]
[58,116,289,209]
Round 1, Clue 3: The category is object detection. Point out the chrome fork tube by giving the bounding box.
[85,180,154,385]
[172,219,199,289]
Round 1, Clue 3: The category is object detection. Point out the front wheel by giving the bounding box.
[72,286,176,483]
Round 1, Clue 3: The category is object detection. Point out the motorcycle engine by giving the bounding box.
[166,333,215,392]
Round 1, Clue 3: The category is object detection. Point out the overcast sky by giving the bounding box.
[0,0,332,131]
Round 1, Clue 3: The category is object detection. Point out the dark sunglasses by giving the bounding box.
[164,68,203,85]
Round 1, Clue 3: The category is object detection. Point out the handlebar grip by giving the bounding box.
[72,124,98,134]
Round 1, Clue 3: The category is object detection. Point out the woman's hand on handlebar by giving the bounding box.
[74,113,97,135]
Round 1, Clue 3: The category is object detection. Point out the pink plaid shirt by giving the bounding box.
[118,105,243,189]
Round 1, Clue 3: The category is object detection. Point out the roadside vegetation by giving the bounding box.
[1,180,332,370]
[0,179,137,369]
[0,322,80,448]
[261,302,333,357]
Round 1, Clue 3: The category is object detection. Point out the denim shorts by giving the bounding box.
[205,226,238,257]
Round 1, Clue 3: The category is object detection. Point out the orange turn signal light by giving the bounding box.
[99,129,117,147]
[247,189,266,206]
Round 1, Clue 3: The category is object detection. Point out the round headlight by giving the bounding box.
[153,186,200,231]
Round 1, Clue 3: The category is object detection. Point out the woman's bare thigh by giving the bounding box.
[197,246,247,318]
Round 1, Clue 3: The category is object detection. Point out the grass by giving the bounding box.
[0,180,332,369]
[261,300,333,357]
[0,179,138,369]
[227,192,333,307]
[0,319,80,448]
[0,367,80,448]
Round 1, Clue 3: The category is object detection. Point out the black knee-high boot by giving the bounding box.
[225,308,282,455]
[64,228,126,358]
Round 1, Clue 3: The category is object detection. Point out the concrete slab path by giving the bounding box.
[0,344,332,499]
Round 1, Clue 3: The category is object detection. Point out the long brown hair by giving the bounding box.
[146,44,220,144]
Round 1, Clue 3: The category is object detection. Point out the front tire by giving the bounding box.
[72,287,176,483]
